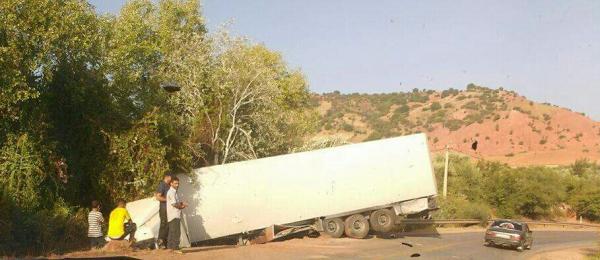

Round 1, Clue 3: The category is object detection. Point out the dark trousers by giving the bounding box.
[89,236,105,248]
[158,207,169,243]
[111,222,137,241]
[167,218,181,250]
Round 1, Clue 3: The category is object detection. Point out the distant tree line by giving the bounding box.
[433,157,600,222]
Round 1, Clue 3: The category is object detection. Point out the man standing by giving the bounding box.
[155,173,172,248]
[166,176,187,250]
[107,199,136,244]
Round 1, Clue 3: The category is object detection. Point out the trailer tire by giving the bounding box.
[369,209,396,233]
[344,214,370,239]
[323,218,345,238]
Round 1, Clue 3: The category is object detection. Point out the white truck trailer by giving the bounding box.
[127,133,438,247]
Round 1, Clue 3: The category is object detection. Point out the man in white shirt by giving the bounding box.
[166,176,187,250]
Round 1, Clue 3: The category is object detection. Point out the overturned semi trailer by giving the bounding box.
[128,133,438,247]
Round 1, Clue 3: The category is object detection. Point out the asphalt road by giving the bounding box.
[65,230,599,260]
[178,230,599,260]
[362,231,599,259]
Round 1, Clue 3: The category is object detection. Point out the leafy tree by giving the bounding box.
[162,30,315,165]
[570,159,594,177]
[100,109,169,201]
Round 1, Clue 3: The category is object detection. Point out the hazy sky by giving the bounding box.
[90,0,600,120]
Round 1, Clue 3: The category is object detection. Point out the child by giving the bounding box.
[88,200,105,249]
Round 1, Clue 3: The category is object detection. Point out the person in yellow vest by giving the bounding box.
[107,199,137,244]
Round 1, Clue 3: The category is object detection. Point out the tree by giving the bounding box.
[101,109,169,201]
[570,159,594,177]
[0,0,99,122]
[162,30,315,166]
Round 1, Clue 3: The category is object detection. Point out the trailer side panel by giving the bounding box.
[179,133,436,243]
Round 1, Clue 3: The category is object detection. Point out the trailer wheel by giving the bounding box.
[344,214,370,239]
[370,209,396,233]
[323,218,345,238]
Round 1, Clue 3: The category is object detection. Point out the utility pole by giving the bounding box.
[443,144,449,198]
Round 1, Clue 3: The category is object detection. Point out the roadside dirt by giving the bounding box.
[528,244,600,260]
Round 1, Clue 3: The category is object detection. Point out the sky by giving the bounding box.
[90,0,600,120]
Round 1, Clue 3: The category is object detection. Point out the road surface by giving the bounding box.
[181,231,598,260]
[65,230,598,259]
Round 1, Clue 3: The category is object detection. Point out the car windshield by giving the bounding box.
[491,221,522,231]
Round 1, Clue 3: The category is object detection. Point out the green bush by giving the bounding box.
[432,156,585,220]
[0,188,88,256]
[441,88,459,98]
[434,196,491,222]
[0,134,47,211]
[461,101,480,110]
[445,119,463,131]
[430,102,442,111]
[341,123,354,132]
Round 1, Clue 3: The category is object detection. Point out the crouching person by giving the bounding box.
[108,199,137,245]
[167,177,187,250]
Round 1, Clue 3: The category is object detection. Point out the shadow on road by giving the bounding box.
[375,225,442,239]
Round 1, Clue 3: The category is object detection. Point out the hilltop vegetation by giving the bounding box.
[314,84,600,165]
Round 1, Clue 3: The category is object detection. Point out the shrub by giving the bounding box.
[0,134,48,211]
[570,189,600,221]
[461,101,479,110]
[441,88,460,98]
[341,123,354,132]
[434,196,491,222]
[430,102,442,111]
[543,114,551,121]
[445,119,463,131]
[0,189,88,255]
[431,155,598,221]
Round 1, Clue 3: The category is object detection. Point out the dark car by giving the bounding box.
[484,219,533,251]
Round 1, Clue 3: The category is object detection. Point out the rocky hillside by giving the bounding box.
[312,84,600,166]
